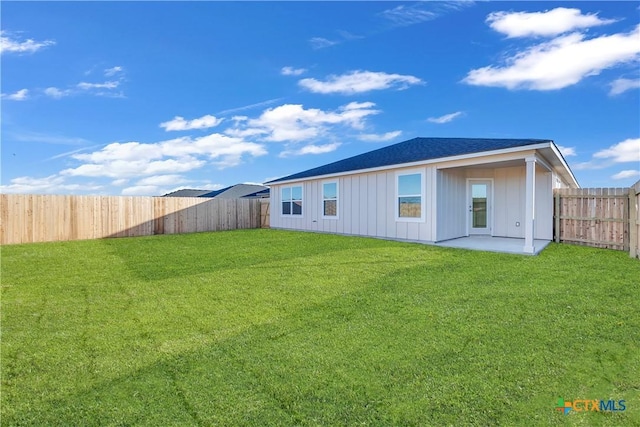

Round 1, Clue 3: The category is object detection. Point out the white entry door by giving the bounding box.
[468,180,492,235]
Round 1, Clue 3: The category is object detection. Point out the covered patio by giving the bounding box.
[433,235,552,255]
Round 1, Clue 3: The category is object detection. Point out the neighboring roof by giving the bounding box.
[241,188,270,199]
[163,189,212,197]
[200,184,269,199]
[266,137,552,184]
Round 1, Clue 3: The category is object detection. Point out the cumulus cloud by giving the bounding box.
[136,174,188,186]
[557,145,577,157]
[574,138,640,170]
[44,87,72,99]
[160,115,224,131]
[1,89,29,101]
[60,133,267,178]
[463,24,640,90]
[427,111,463,124]
[486,8,616,38]
[281,66,307,76]
[279,142,341,157]
[609,77,640,96]
[227,102,380,143]
[612,170,640,180]
[299,70,423,94]
[357,131,402,142]
[0,175,102,194]
[0,31,55,54]
[594,138,640,163]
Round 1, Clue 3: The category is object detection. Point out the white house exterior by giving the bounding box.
[267,138,579,254]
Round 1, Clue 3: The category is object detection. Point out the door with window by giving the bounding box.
[468,180,492,235]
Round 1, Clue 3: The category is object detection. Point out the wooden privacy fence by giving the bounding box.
[554,183,640,258]
[0,194,264,245]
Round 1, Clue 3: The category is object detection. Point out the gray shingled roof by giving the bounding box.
[163,189,212,197]
[266,137,551,183]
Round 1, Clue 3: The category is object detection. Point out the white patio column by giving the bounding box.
[524,156,536,254]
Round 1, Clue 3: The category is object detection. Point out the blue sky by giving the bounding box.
[1,1,639,196]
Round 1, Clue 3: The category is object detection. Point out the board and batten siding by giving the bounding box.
[436,169,466,241]
[270,160,556,242]
[271,166,435,242]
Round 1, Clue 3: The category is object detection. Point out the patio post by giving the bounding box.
[524,156,536,253]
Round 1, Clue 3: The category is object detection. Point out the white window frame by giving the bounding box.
[321,180,339,219]
[395,169,426,222]
[280,185,304,217]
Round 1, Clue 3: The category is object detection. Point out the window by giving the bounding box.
[397,172,424,220]
[281,185,303,216]
[322,182,338,218]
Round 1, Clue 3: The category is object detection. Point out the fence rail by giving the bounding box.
[0,194,263,245]
[554,185,639,258]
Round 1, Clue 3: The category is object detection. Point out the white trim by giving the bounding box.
[268,142,553,185]
[395,169,426,223]
[321,180,339,220]
[280,184,304,218]
[549,142,580,187]
[466,178,494,236]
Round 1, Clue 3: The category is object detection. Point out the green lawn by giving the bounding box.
[1,229,639,426]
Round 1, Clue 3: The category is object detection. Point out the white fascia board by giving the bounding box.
[270,142,554,185]
[548,143,580,188]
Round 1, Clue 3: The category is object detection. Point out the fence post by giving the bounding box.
[554,190,560,243]
[630,185,638,258]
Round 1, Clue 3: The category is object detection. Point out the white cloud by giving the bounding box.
[1,89,28,101]
[612,170,640,180]
[61,133,267,178]
[112,179,129,186]
[357,131,402,142]
[136,174,188,186]
[231,102,380,143]
[279,142,341,157]
[594,138,640,163]
[427,111,463,124]
[380,1,474,28]
[216,98,283,116]
[281,66,307,76]
[160,115,223,131]
[104,66,123,77]
[0,175,102,194]
[77,81,120,90]
[309,37,338,49]
[487,8,616,38]
[380,4,437,27]
[121,185,162,196]
[463,24,640,90]
[44,87,72,99]
[557,145,577,157]
[0,31,55,54]
[299,70,423,94]
[609,77,640,96]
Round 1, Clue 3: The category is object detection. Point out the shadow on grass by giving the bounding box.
[99,229,416,281]
[4,251,638,426]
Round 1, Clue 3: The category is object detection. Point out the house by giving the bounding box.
[265,137,579,254]
[164,184,269,199]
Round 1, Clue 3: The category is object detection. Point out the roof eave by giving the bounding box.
[267,142,556,185]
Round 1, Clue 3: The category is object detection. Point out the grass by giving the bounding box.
[1,229,639,426]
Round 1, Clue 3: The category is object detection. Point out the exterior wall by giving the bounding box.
[494,167,525,238]
[270,153,558,242]
[270,166,435,242]
[436,169,466,241]
[534,167,553,240]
